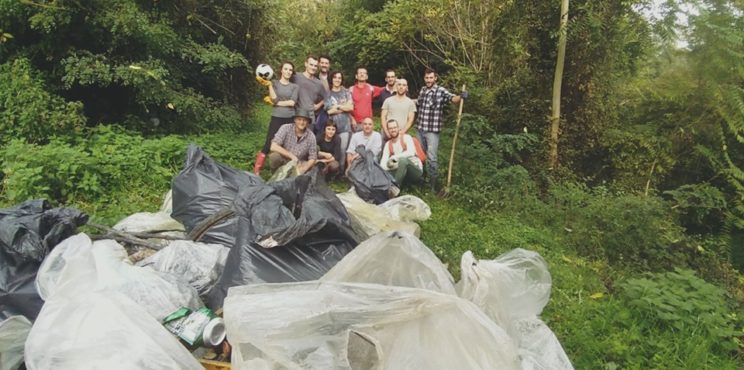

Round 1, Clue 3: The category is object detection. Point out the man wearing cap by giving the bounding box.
[269,112,318,174]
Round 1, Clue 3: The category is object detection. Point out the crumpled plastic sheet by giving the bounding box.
[25,233,203,370]
[267,159,299,183]
[25,290,201,370]
[457,249,573,370]
[0,200,87,321]
[0,315,32,370]
[379,195,432,223]
[322,231,455,295]
[336,190,420,239]
[35,234,202,321]
[113,212,185,233]
[137,240,229,296]
[224,281,521,370]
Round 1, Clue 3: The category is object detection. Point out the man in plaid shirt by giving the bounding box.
[269,111,318,174]
[415,68,467,191]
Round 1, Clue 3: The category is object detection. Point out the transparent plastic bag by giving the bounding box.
[25,290,201,370]
[224,281,520,370]
[0,315,32,370]
[113,212,184,233]
[35,234,202,321]
[322,231,455,294]
[336,189,420,239]
[267,159,299,183]
[379,195,431,222]
[137,240,229,295]
[457,249,573,370]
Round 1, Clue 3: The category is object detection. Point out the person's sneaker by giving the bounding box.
[388,185,401,198]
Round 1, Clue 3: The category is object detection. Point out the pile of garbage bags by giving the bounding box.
[224,231,573,370]
[0,145,573,370]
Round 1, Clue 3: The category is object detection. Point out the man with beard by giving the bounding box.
[269,112,318,175]
[318,55,331,92]
[415,68,467,192]
[380,119,423,188]
[380,78,416,140]
[374,69,397,108]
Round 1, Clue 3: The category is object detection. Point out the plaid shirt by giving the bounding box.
[415,84,455,133]
[272,123,318,160]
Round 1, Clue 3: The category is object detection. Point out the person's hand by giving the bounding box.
[256,76,271,87]
[263,96,273,105]
[460,91,469,99]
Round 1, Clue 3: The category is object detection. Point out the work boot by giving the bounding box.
[429,175,438,193]
[253,152,266,175]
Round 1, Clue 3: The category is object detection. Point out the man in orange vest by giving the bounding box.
[379,119,424,188]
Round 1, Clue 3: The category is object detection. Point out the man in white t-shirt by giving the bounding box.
[346,117,382,173]
[379,119,423,187]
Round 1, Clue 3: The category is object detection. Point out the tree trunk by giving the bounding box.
[549,0,569,169]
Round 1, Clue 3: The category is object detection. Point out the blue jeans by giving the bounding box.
[416,129,439,178]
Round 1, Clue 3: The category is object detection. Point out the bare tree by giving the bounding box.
[549,0,569,169]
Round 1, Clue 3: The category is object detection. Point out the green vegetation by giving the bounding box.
[2,0,744,367]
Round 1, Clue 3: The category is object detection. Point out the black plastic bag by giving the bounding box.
[347,147,396,204]
[171,144,262,247]
[0,200,88,320]
[206,168,357,309]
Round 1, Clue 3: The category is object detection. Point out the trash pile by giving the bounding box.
[0,145,573,370]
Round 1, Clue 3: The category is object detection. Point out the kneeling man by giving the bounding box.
[379,119,423,187]
[269,112,317,174]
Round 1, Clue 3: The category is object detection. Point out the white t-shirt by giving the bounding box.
[347,131,382,157]
[379,134,423,171]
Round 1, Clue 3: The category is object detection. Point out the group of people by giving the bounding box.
[253,55,467,192]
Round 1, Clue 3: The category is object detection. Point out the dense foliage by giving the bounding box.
[0,0,273,134]
[2,0,744,367]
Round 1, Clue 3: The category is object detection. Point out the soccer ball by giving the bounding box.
[255,64,273,80]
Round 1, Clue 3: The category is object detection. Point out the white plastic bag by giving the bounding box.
[322,231,455,294]
[336,189,420,239]
[25,290,201,370]
[137,240,229,295]
[113,212,185,233]
[35,234,202,321]
[457,249,573,370]
[0,315,32,370]
[379,195,431,222]
[224,281,520,370]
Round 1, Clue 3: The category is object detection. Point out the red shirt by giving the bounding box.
[350,83,383,123]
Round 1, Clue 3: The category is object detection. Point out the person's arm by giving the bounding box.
[404,101,416,132]
[270,142,298,162]
[398,135,417,159]
[370,133,382,158]
[340,91,354,112]
[379,141,391,170]
[298,159,316,174]
[272,83,296,107]
[372,84,384,98]
[380,99,390,138]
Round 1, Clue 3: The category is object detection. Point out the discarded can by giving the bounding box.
[163,307,226,348]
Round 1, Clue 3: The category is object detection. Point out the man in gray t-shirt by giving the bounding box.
[381,78,417,139]
[294,55,326,123]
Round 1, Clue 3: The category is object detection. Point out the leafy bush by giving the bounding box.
[0,58,87,144]
[621,268,740,353]
[664,183,727,234]
[549,183,690,269]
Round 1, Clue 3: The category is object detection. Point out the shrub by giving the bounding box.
[620,268,740,353]
[0,58,86,144]
[549,183,690,269]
